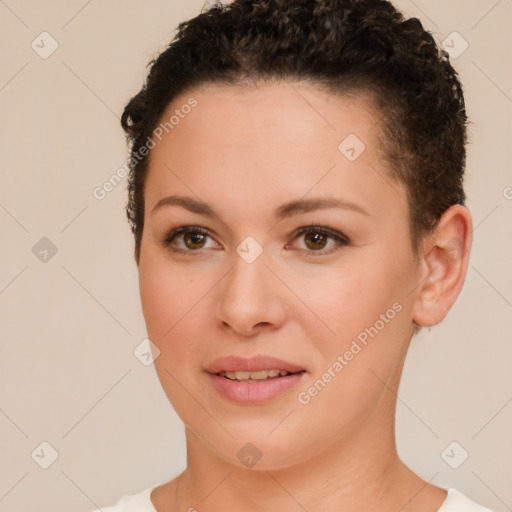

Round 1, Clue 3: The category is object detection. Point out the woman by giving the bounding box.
[96,0,493,510]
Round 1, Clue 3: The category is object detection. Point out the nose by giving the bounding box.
[215,251,287,337]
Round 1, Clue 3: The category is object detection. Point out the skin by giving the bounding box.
[137,81,472,512]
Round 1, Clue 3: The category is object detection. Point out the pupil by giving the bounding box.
[305,232,326,250]
[185,233,205,249]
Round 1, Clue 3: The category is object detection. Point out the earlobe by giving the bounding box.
[412,205,473,327]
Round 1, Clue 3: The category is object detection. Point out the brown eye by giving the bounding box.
[289,226,350,255]
[163,226,220,253]
[183,232,207,249]
[304,231,328,250]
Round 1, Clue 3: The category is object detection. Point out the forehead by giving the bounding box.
[144,81,406,221]
[159,81,377,152]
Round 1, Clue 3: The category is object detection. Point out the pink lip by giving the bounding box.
[205,355,305,374]
[205,355,306,404]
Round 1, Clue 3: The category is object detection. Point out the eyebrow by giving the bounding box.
[151,195,370,220]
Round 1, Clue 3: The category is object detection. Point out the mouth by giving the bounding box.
[206,354,306,374]
[205,355,307,404]
[217,369,305,382]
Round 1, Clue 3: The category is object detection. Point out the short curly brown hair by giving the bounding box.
[121,0,468,263]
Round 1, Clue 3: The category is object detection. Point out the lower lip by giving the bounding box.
[208,372,306,404]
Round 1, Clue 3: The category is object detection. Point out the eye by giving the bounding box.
[163,226,221,253]
[162,225,349,256]
[288,226,349,255]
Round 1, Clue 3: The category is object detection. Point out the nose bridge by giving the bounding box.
[223,250,270,309]
[215,247,286,334]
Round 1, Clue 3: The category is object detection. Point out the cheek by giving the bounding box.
[294,251,414,376]
[138,249,214,366]
[139,260,171,338]
[139,255,206,406]
[138,249,194,341]
[295,260,401,333]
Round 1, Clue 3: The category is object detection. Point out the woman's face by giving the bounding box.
[138,82,422,469]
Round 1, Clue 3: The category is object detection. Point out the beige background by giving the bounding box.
[0,1,511,511]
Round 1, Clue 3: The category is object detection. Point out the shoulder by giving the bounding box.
[89,485,158,512]
[438,488,494,512]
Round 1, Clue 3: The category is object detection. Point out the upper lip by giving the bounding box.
[205,355,305,374]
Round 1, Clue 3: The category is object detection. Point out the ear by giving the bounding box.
[412,204,473,327]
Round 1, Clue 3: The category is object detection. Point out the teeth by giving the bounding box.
[220,369,292,381]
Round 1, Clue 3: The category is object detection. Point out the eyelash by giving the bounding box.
[162,225,350,256]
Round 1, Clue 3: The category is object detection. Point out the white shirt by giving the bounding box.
[93,486,493,511]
